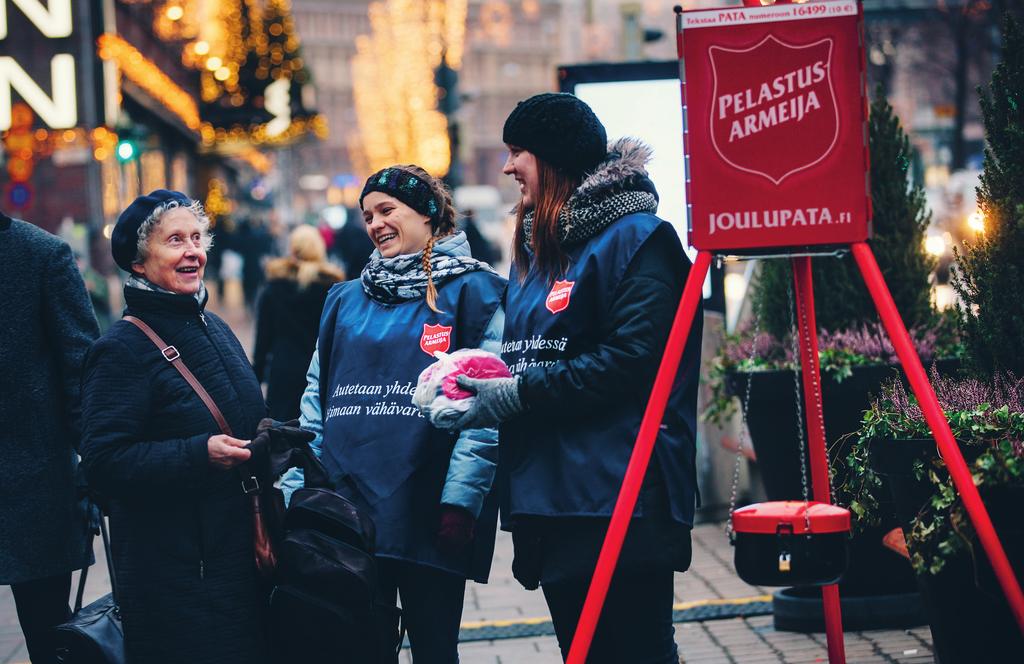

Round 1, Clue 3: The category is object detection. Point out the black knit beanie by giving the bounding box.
[359,167,441,224]
[502,93,607,176]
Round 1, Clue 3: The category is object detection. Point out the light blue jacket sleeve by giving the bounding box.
[280,345,323,505]
[440,305,504,518]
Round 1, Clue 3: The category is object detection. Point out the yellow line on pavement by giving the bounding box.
[673,594,773,610]
[459,594,772,630]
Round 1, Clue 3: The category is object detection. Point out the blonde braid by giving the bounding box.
[423,235,444,313]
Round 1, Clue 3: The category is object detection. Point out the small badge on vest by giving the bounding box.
[420,323,453,356]
[545,280,575,314]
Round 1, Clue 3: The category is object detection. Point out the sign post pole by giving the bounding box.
[565,250,713,664]
[792,256,846,663]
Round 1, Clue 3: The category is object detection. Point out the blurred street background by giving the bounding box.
[3,1,1021,662]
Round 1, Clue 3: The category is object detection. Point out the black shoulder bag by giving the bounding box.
[52,504,125,664]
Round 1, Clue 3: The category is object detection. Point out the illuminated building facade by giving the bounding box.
[0,0,322,269]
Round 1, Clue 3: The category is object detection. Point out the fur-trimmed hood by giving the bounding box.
[265,257,344,288]
[573,137,659,203]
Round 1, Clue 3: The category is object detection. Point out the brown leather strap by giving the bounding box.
[124,315,234,437]
[124,315,275,573]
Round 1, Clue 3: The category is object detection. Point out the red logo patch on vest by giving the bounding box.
[420,323,452,356]
[545,280,575,314]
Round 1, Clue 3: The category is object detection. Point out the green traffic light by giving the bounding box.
[116,139,137,162]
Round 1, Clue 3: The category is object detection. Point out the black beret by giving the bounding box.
[111,189,192,271]
[502,93,607,176]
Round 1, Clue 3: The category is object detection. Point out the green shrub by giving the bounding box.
[952,15,1024,378]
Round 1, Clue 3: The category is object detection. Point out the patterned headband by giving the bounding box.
[359,167,441,224]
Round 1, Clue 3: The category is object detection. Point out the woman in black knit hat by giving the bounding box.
[281,165,507,662]
[451,93,703,663]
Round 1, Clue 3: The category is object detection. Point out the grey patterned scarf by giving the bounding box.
[360,231,495,305]
[521,137,659,249]
[125,274,208,307]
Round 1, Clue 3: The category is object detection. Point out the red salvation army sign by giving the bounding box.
[681,0,871,251]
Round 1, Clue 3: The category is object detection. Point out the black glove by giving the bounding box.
[245,420,318,488]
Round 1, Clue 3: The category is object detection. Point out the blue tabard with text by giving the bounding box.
[500,213,698,527]
[317,272,504,580]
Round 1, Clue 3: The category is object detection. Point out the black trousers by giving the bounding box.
[377,559,467,664]
[10,573,72,664]
[542,568,678,664]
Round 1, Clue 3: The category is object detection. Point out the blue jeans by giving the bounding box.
[377,559,467,663]
[542,568,678,664]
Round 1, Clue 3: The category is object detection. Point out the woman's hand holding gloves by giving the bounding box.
[437,504,476,553]
[450,375,524,430]
[207,434,252,469]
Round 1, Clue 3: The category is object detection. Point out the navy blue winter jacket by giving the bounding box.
[80,286,268,664]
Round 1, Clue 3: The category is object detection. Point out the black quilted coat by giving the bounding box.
[80,286,268,664]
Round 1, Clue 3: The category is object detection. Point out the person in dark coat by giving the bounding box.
[79,191,269,664]
[329,206,375,277]
[452,94,702,663]
[459,210,500,266]
[253,224,344,420]
[0,211,99,664]
[236,218,274,311]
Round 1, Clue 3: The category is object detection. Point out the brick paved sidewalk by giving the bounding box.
[0,295,936,663]
[447,524,935,664]
[2,522,935,664]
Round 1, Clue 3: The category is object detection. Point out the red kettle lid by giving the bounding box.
[732,501,851,535]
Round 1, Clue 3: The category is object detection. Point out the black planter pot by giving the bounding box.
[871,439,1024,664]
[727,365,935,631]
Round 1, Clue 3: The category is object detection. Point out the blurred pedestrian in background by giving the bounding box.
[452,93,702,664]
[0,210,99,664]
[459,209,500,266]
[328,206,375,278]
[236,217,274,311]
[253,224,344,420]
[283,165,506,663]
[80,191,269,664]
[203,217,232,302]
[75,250,112,333]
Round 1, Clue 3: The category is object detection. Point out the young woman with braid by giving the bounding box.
[280,165,506,662]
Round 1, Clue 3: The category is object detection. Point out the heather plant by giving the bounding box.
[951,15,1024,378]
[704,315,960,424]
[837,367,1024,575]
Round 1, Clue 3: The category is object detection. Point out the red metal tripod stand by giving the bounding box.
[566,244,1024,664]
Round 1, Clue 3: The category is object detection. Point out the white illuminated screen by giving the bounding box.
[574,79,691,255]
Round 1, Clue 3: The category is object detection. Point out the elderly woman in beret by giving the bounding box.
[80,190,268,664]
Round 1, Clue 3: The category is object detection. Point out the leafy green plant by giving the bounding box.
[836,369,1024,575]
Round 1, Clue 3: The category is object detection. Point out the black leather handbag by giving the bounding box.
[53,505,125,664]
